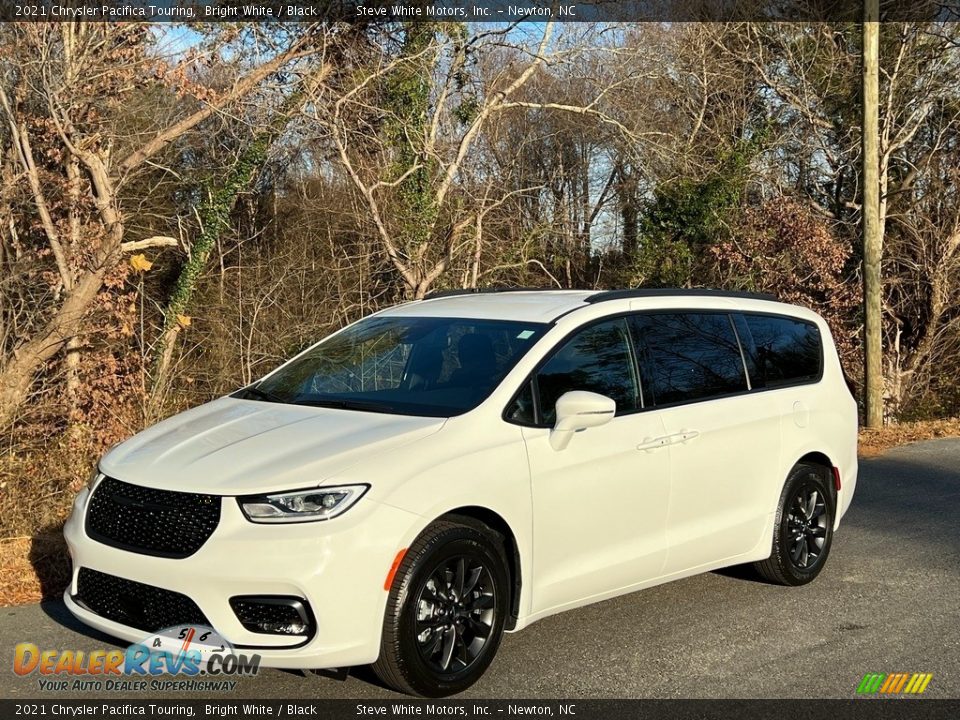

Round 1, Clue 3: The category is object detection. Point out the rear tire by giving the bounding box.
[372,519,509,697]
[754,462,835,586]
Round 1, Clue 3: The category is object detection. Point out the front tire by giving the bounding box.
[373,519,509,697]
[754,462,835,586]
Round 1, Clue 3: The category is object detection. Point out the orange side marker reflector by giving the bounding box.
[384,548,407,591]
[832,466,842,491]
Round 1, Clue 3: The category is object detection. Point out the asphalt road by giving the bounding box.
[2,438,959,700]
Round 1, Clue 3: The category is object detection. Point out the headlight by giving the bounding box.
[237,485,369,524]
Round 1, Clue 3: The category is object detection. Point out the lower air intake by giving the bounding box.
[75,567,210,633]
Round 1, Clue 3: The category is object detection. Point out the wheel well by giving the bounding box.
[440,506,521,630]
[797,451,836,497]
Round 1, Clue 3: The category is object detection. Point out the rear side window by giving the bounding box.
[535,318,639,424]
[632,313,747,406]
[741,314,822,388]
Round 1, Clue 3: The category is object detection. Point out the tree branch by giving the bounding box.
[119,30,320,174]
[0,85,73,289]
[120,236,179,253]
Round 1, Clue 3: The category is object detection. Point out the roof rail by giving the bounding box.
[585,288,777,304]
[422,286,555,300]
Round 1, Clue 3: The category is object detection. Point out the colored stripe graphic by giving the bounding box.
[857,672,932,695]
[857,673,886,693]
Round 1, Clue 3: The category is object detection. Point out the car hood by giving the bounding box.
[99,397,446,495]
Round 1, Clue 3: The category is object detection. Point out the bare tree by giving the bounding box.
[0,24,326,430]
[720,21,960,418]
[303,23,558,299]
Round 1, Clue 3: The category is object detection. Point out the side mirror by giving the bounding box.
[550,391,616,451]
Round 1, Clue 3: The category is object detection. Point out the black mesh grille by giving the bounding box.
[85,477,220,558]
[75,568,209,633]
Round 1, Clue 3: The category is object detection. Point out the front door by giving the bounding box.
[519,318,671,614]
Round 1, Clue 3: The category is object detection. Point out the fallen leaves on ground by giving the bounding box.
[859,417,960,457]
[0,531,70,607]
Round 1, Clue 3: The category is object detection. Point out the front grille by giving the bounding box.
[75,568,209,633]
[85,477,220,558]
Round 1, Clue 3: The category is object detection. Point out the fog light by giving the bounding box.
[229,596,314,638]
[262,621,307,635]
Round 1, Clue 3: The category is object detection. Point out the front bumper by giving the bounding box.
[63,486,421,669]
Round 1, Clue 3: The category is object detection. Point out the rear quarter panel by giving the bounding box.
[777,316,858,527]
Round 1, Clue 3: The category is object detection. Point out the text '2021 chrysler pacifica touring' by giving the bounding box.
[64,288,858,696]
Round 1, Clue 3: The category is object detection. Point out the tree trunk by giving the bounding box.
[149,135,270,408]
[618,163,639,260]
[862,5,883,428]
[0,267,109,429]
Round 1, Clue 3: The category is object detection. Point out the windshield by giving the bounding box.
[242,316,549,417]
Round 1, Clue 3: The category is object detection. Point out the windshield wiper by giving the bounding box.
[293,398,396,413]
[242,384,285,403]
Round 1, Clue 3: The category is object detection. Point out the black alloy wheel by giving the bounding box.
[785,484,829,570]
[414,555,496,675]
[373,518,509,697]
[754,462,836,586]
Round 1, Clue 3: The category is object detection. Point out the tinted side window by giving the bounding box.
[536,319,639,425]
[632,313,747,405]
[742,314,822,388]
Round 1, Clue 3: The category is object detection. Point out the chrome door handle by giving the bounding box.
[637,436,671,452]
[638,430,700,452]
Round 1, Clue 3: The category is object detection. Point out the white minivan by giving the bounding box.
[64,289,858,696]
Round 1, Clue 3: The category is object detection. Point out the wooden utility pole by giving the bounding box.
[862,0,883,428]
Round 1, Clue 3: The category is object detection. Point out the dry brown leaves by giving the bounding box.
[0,532,70,607]
[858,417,960,458]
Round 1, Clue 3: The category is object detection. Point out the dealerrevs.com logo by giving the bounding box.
[14,625,260,692]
